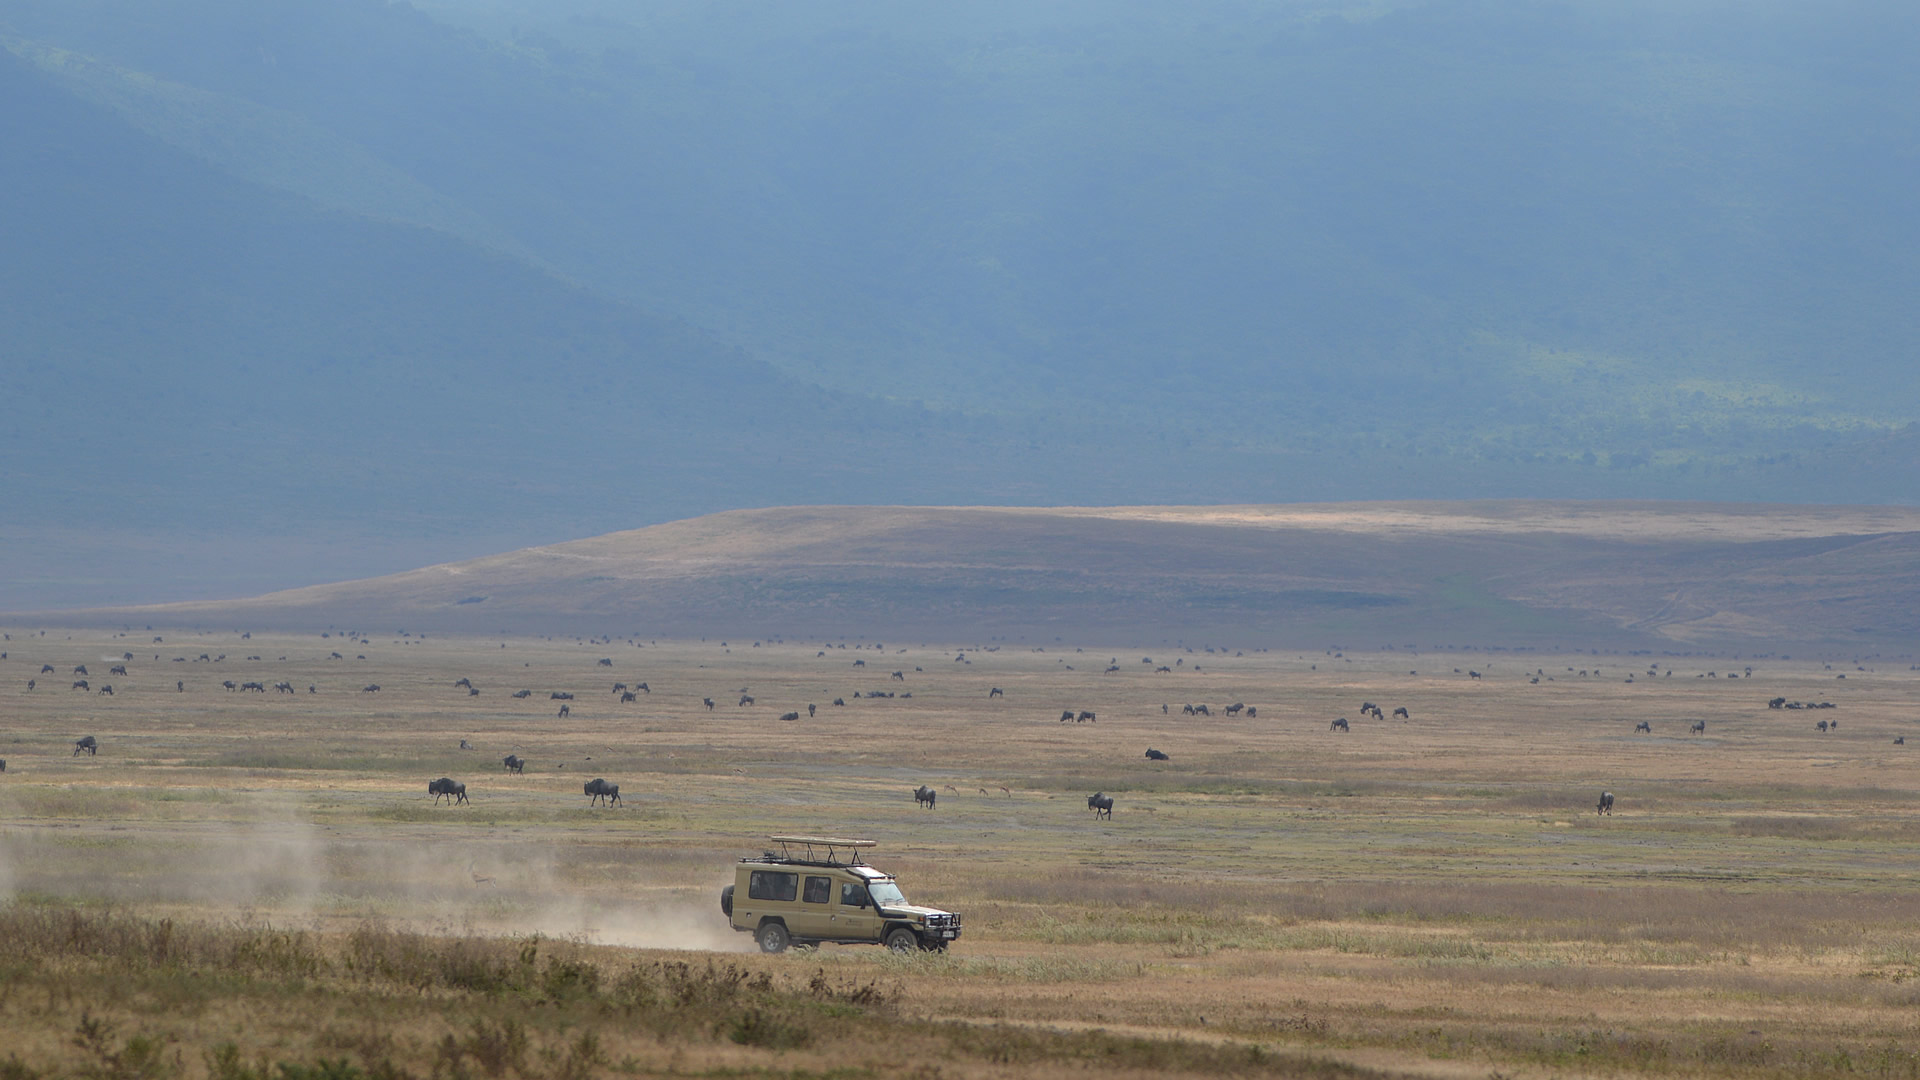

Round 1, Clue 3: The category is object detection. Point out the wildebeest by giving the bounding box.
[1896,737,1906,745]
[989,687,1003,698]
[584,778,621,806]
[914,785,937,809]
[1817,719,1829,732]
[633,682,649,694]
[362,684,381,693]
[620,692,638,703]
[738,694,754,706]
[503,755,524,774]
[703,698,715,710]
[779,711,800,722]
[831,698,845,706]
[1089,793,1114,819]
[455,678,472,689]
[1393,707,1410,718]
[1244,707,1256,718]
[1060,710,1075,722]
[1145,748,1169,761]
[0,759,6,772]
[223,680,237,690]
[428,778,468,805]
[26,679,33,691]
[1225,703,1244,715]
[74,665,88,676]
[1597,791,1614,815]
[597,658,613,666]
[74,735,98,756]
[891,671,905,681]
[98,684,113,695]
[40,664,54,673]
[459,739,473,750]
[274,681,294,694]
[1635,721,1652,733]
[110,665,128,676]
[1330,717,1350,732]
[512,690,532,699]
[558,704,571,718]
[807,703,816,717]
[1194,704,1210,716]
[72,680,89,691]
[1078,711,1096,723]
[551,692,573,701]
[1690,720,1706,734]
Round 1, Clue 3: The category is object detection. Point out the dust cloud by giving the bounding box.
[0,800,747,952]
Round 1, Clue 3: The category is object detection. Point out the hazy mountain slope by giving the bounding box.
[43,503,1920,652]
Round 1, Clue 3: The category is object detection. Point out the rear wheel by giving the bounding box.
[756,922,790,954]
[885,927,920,954]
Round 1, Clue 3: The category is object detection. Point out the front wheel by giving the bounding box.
[756,922,790,954]
[885,927,920,954]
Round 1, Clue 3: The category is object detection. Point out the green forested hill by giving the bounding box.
[2,0,1917,608]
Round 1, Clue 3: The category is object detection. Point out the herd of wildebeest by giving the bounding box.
[0,637,1891,824]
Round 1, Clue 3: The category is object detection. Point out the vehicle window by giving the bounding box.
[748,870,797,901]
[803,876,832,904]
[867,881,906,906]
[839,881,870,908]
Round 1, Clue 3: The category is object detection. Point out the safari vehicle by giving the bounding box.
[719,836,961,954]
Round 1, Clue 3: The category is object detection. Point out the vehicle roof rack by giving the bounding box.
[768,836,876,865]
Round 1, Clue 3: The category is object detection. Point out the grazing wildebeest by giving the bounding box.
[1635,721,1652,733]
[1896,737,1906,745]
[558,704,570,718]
[1817,719,1829,732]
[1089,793,1114,819]
[551,692,573,700]
[512,690,532,699]
[1245,706,1256,718]
[584,778,621,806]
[223,680,237,691]
[98,685,113,695]
[612,683,626,694]
[1469,670,1482,679]
[275,682,294,694]
[831,698,845,706]
[989,687,1003,698]
[779,711,800,722]
[634,683,649,693]
[72,680,89,691]
[1060,710,1075,722]
[459,739,473,750]
[703,697,715,710]
[1768,697,1788,709]
[74,736,98,756]
[40,664,54,673]
[597,658,613,666]
[468,687,479,697]
[620,692,638,703]
[74,665,87,676]
[1194,704,1210,716]
[1597,791,1614,816]
[1078,711,1096,723]
[914,785,936,809]
[1360,702,1376,713]
[1330,717,1350,732]
[1393,707,1410,719]
[1690,720,1706,735]
[891,671,905,681]
[739,695,754,706]
[455,678,472,689]
[428,778,467,805]
[363,684,381,693]
[1145,748,1169,761]
[807,703,816,717]
[503,755,524,774]
[110,665,127,676]
[1225,703,1244,716]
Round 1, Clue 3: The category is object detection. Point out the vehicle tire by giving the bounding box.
[720,885,734,917]
[885,927,920,954]
[756,921,790,954]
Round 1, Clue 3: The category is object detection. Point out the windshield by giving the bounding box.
[867,881,906,906]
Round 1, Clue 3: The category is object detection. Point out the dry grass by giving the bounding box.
[3,629,1920,1077]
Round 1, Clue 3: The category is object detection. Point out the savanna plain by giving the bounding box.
[3,629,1919,1080]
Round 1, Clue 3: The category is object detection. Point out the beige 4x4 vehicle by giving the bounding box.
[719,836,961,954]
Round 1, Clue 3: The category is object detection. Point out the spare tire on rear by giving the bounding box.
[720,884,734,917]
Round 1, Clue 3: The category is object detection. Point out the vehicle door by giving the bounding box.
[834,878,881,942]
[740,869,799,932]
[789,874,836,939]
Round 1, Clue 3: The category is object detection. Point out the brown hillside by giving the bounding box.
[21,502,1920,650]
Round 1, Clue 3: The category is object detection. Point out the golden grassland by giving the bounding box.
[2,628,1919,1079]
